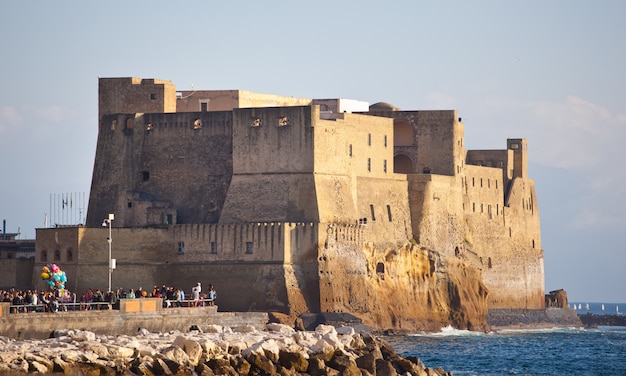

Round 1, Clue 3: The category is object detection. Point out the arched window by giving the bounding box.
[54,250,61,261]
[41,250,48,262]
[67,248,73,261]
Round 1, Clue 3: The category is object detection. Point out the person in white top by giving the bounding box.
[191,282,201,306]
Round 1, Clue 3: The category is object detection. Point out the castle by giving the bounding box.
[33,77,544,331]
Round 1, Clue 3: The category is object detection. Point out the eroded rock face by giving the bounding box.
[318,242,489,332]
[0,324,451,376]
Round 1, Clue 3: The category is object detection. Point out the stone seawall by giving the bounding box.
[486,308,582,330]
[0,300,268,340]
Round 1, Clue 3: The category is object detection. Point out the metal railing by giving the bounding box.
[8,298,215,313]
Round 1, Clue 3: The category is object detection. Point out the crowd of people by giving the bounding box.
[1,282,217,313]
[1,288,75,313]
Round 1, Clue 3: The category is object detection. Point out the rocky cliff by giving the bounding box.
[317,241,490,332]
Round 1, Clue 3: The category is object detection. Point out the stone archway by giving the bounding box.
[394,154,413,173]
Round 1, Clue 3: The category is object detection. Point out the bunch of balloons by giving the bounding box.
[41,263,67,290]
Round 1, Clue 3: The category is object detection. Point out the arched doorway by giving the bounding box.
[394,154,413,173]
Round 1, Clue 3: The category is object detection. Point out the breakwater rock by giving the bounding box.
[486,308,582,330]
[0,323,450,376]
[579,313,626,328]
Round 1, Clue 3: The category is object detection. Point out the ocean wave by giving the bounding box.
[408,325,489,337]
[494,326,586,334]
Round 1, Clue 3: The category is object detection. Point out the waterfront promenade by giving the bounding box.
[0,299,268,340]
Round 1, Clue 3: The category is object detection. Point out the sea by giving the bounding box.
[382,302,626,376]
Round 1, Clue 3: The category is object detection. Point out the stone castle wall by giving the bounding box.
[32,77,548,331]
[87,111,233,228]
[0,258,34,290]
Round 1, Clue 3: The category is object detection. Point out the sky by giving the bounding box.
[1,1,625,303]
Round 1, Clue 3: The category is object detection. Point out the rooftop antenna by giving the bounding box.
[179,83,198,99]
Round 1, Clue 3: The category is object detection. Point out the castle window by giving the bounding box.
[245,242,253,254]
[142,171,149,181]
[167,214,173,225]
[349,144,352,157]
[383,160,387,173]
[193,119,202,129]
[488,257,492,269]
[54,250,61,261]
[210,242,217,254]
[472,177,475,187]
[200,100,210,112]
[472,203,476,212]
[509,228,512,237]
[532,239,535,249]
[496,204,499,215]
[370,205,376,221]
[387,205,392,221]
[359,218,367,225]
[251,117,261,127]
[7,253,13,259]
[481,203,484,213]
[125,118,134,130]
[41,250,47,262]
[67,249,73,261]
[496,180,498,189]
[278,116,289,127]
[177,242,185,254]
[384,135,387,147]
[367,158,371,172]
[510,143,519,150]
[488,179,491,188]
[368,133,371,146]
[150,93,157,100]
[480,178,483,187]
[128,201,132,208]
[111,119,116,131]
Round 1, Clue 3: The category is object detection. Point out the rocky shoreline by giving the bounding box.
[0,323,450,375]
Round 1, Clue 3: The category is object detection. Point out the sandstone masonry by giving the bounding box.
[33,77,544,331]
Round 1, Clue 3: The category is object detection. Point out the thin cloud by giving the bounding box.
[26,104,78,123]
[0,104,79,141]
[0,105,24,134]
[530,96,625,169]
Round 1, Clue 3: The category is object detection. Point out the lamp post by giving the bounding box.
[102,214,114,292]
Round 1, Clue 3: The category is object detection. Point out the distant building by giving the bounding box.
[0,222,35,290]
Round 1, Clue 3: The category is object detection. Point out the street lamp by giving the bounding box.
[102,213,115,292]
